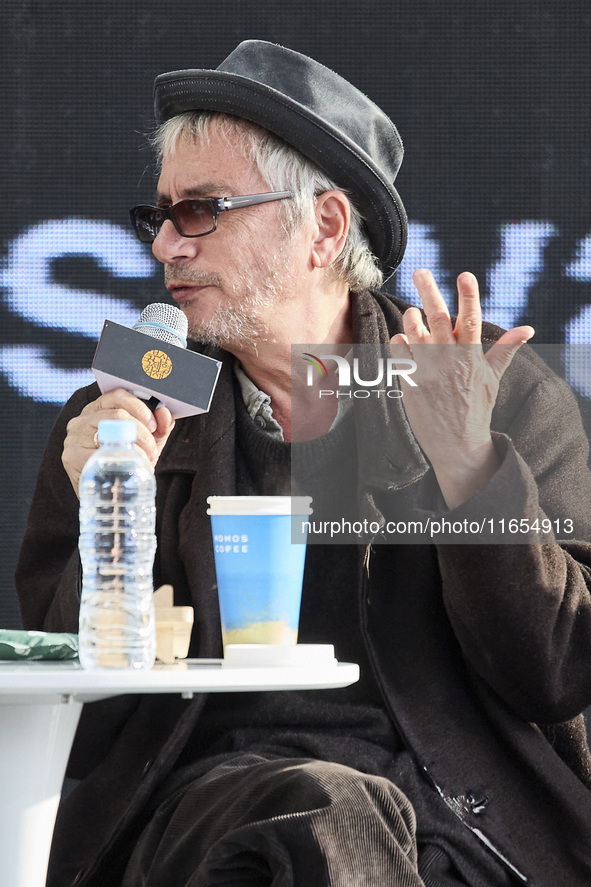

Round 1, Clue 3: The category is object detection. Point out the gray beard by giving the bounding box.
[188,311,271,349]
[186,258,298,351]
[187,286,277,349]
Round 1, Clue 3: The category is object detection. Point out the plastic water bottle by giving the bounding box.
[78,419,157,669]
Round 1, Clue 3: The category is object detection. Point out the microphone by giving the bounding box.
[91,303,222,418]
[132,302,188,349]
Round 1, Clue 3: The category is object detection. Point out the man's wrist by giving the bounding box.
[432,439,500,509]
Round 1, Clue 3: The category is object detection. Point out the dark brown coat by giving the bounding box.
[16,291,591,885]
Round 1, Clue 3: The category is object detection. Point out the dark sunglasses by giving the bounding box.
[129,191,294,243]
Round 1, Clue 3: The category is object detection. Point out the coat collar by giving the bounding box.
[155,348,236,477]
[350,290,430,501]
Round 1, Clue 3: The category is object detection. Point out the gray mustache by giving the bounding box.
[165,267,222,288]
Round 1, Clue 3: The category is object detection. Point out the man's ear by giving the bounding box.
[310,190,351,269]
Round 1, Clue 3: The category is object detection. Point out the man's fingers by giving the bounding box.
[401,306,430,343]
[72,408,157,463]
[454,271,482,345]
[62,390,177,497]
[486,326,535,379]
[153,404,175,443]
[389,333,410,347]
[72,389,169,464]
[410,269,454,343]
[86,388,158,432]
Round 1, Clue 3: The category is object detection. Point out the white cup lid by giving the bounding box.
[207,495,313,516]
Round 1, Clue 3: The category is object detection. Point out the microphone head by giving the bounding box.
[133,303,188,349]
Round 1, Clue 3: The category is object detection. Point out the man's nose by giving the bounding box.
[152,219,199,264]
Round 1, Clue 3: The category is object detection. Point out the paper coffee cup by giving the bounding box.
[207,496,312,648]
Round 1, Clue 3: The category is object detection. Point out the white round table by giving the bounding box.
[0,657,359,887]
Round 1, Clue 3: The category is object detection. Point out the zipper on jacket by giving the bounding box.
[358,541,529,885]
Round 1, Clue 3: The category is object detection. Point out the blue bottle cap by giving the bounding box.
[97,419,137,444]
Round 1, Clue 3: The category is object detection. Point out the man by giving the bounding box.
[16,40,591,886]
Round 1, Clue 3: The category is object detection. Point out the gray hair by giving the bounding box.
[152,111,383,293]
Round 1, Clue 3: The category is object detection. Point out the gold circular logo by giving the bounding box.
[141,349,173,380]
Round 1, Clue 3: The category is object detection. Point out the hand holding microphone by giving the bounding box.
[62,303,221,496]
[62,386,175,497]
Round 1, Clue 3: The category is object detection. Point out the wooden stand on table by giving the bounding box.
[154,584,194,664]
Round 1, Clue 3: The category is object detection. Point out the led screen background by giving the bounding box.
[2,0,591,626]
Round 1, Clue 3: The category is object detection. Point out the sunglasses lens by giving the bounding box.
[174,200,215,236]
[130,207,163,243]
[130,200,216,242]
